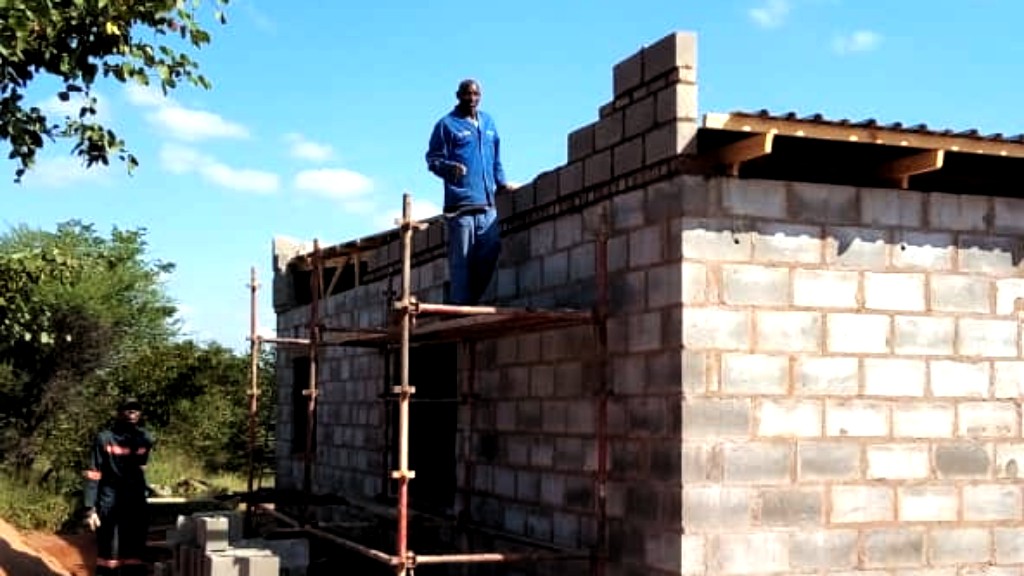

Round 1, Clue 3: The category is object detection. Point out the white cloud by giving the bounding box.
[123,83,249,141]
[17,155,110,189]
[749,0,790,28]
[833,30,882,54]
[285,133,334,162]
[293,168,373,200]
[374,198,442,231]
[160,143,280,194]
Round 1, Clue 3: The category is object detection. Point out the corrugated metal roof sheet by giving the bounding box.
[729,109,1024,143]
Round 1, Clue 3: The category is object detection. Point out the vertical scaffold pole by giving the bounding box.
[394,193,416,574]
[246,266,261,533]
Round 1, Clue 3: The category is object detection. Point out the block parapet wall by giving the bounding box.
[681,176,1024,575]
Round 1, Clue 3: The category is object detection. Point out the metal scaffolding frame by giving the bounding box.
[243,192,610,576]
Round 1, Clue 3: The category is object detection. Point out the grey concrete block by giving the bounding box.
[958,402,1019,438]
[754,222,823,264]
[898,485,958,522]
[793,269,859,309]
[929,528,991,564]
[863,529,925,568]
[866,444,930,480]
[721,178,787,219]
[929,192,992,231]
[930,274,992,313]
[723,442,792,484]
[758,399,822,438]
[930,360,990,398]
[682,261,706,304]
[534,169,559,206]
[594,111,624,151]
[863,358,926,397]
[796,357,859,396]
[721,264,789,306]
[860,187,923,227]
[756,310,822,353]
[197,516,231,552]
[964,484,1023,521]
[613,137,644,176]
[612,49,644,97]
[567,123,595,163]
[893,231,954,269]
[682,398,751,438]
[995,528,1024,564]
[958,318,1018,357]
[624,95,656,138]
[864,272,926,311]
[959,234,1022,275]
[721,353,788,394]
[826,226,888,269]
[644,31,697,81]
[645,120,697,163]
[789,530,858,570]
[558,161,583,197]
[628,223,664,267]
[679,217,753,261]
[798,441,861,481]
[893,403,955,439]
[712,532,788,575]
[788,182,858,224]
[654,82,698,123]
[832,485,894,523]
[583,148,612,187]
[682,308,750,350]
[760,487,823,526]
[894,316,955,356]
[827,313,890,354]
[683,485,752,530]
[827,399,889,437]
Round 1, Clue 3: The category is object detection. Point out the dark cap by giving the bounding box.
[118,397,142,412]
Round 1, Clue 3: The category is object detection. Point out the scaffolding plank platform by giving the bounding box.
[318,306,593,347]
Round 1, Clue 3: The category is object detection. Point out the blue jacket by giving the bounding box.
[426,109,507,212]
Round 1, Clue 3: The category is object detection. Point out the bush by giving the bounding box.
[0,471,74,532]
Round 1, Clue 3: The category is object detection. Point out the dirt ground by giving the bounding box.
[0,518,95,576]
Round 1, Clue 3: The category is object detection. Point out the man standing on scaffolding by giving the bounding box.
[426,78,517,305]
[82,397,155,576]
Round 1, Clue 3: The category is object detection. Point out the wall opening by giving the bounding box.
[386,343,459,514]
[290,355,317,456]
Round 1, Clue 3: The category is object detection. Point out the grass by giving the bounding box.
[0,445,273,533]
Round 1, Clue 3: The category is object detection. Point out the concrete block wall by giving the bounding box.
[681,176,1024,575]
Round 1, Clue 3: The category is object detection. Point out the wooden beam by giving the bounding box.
[703,112,1024,159]
[880,149,945,189]
[707,133,775,176]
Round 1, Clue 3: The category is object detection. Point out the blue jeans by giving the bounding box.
[446,207,500,305]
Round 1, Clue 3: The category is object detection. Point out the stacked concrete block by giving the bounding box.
[681,176,1024,575]
[163,512,307,576]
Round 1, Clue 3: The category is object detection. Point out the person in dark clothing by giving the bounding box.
[82,398,155,576]
[426,79,517,305]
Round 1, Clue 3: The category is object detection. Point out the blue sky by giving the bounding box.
[3,0,1023,350]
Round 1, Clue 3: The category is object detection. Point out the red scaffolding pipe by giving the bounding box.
[394,193,416,573]
[245,191,612,575]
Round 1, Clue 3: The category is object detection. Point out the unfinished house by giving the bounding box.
[267,29,1024,576]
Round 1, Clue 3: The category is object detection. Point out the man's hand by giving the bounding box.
[85,509,101,531]
[499,182,520,193]
[450,163,467,178]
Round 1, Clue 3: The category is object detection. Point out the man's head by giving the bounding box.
[455,79,481,115]
[117,397,142,425]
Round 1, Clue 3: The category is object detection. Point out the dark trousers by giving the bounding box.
[446,207,501,305]
[95,497,149,576]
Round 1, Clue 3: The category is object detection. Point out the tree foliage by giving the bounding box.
[0,0,230,182]
[0,221,276,504]
[0,221,176,477]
